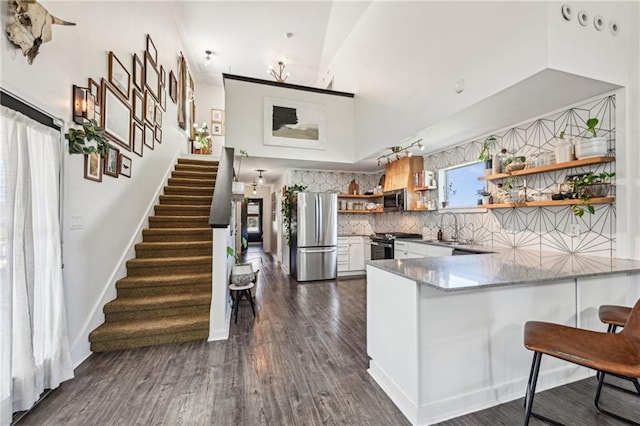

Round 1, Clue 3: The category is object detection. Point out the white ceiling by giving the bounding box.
[172,1,378,182]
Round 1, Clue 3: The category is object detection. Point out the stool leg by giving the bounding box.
[524,352,542,426]
[233,291,240,324]
[595,370,640,425]
[247,289,256,318]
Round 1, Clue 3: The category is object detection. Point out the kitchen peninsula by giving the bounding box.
[366,246,640,425]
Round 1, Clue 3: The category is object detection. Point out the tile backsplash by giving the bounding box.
[290,95,616,256]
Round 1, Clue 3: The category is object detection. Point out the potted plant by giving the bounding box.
[575,117,608,159]
[568,171,615,217]
[281,184,307,245]
[441,182,456,208]
[193,122,211,154]
[555,124,576,163]
[476,188,491,205]
[478,136,496,174]
[503,175,521,202]
[65,119,110,158]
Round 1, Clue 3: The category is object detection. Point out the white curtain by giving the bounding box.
[0,105,74,425]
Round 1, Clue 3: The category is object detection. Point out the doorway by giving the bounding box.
[245,198,263,244]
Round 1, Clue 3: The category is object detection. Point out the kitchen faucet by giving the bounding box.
[440,212,459,241]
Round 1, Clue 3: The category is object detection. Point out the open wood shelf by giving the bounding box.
[478,156,615,181]
[338,209,384,214]
[480,197,614,209]
[414,186,437,191]
[337,193,383,198]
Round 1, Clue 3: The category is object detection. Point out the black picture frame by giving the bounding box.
[103,144,120,178]
[120,154,132,178]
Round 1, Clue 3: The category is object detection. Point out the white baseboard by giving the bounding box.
[368,361,417,424]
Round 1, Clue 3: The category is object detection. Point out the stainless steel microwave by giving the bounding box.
[383,189,407,212]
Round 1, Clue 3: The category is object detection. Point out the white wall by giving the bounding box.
[1,2,191,365]
[224,78,355,163]
[321,1,549,157]
[193,82,225,157]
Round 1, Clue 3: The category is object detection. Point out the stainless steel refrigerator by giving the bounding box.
[290,192,338,282]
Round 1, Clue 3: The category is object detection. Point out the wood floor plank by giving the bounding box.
[15,246,639,425]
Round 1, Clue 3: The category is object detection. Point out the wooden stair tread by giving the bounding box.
[135,241,211,249]
[177,158,219,166]
[149,215,210,221]
[143,227,212,235]
[89,313,209,342]
[104,292,211,312]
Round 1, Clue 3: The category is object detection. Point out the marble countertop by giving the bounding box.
[367,248,640,292]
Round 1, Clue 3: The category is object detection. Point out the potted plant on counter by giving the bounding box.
[478,136,496,175]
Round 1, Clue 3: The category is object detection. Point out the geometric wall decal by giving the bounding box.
[290,95,616,255]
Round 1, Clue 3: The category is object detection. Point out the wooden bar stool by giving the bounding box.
[598,305,640,396]
[523,299,640,425]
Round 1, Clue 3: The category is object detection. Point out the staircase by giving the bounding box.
[89,158,218,352]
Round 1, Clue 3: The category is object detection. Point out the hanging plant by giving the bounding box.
[281,184,307,245]
[65,119,110,158]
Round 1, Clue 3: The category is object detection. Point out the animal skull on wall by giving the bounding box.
[6,0,75,64]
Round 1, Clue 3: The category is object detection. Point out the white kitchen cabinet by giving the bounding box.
[337,236,367,275]
[349,236,365,271]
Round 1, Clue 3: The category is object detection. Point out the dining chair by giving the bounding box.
[523,298,640,425]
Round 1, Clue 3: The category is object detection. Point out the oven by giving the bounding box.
[370,239,394,260]
[370,233,422,260]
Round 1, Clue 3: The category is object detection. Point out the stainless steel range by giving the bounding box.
[370,233,422,260]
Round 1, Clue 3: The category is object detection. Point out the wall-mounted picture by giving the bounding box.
[104,144,120,178]
[132,89,143,123]
[144,90,155,125]
[160,65,166,86]
[88,78,101,123]
[84,152,102,182]
[211,122,223,136]
[146,34,157,65]
[108,51,130,100]
[154,105,162,126]
[177,53,187,130]
[263,97,327,150]
[211,108,223,123]
[132,121,143,157]
[155,126,162,143]
[133,54,143,91]
[101,79,132,151]
[144,52,160,101]
[144,123,154,150]
[160,87,167,111]
[120,154,132,178]
[169,70,177,103]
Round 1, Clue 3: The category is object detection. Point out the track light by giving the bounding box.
[376,139,424,165]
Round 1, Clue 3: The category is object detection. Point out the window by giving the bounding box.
[438,161,486,209]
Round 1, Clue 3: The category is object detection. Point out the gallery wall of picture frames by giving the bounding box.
[71,34,181,182]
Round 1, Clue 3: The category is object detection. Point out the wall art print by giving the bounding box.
[263,97,326,150]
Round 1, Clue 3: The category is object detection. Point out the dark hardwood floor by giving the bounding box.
[17,246,638,425]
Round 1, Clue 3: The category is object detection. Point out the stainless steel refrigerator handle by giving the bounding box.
[317,195,322,242]
[300,247,336,253]
[315,195,319,242]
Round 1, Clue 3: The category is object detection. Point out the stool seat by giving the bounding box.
[524,321,640,378]
[599,305,632,328]
[229,282,255,291]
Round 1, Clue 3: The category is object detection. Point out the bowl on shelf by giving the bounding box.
[583,183,610,198]
[575,137,608,159]
[365,202,377,210]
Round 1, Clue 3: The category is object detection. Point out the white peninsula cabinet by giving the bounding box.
[366,251,640,425]
[338,236,367,276]
[394,240,452,259]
